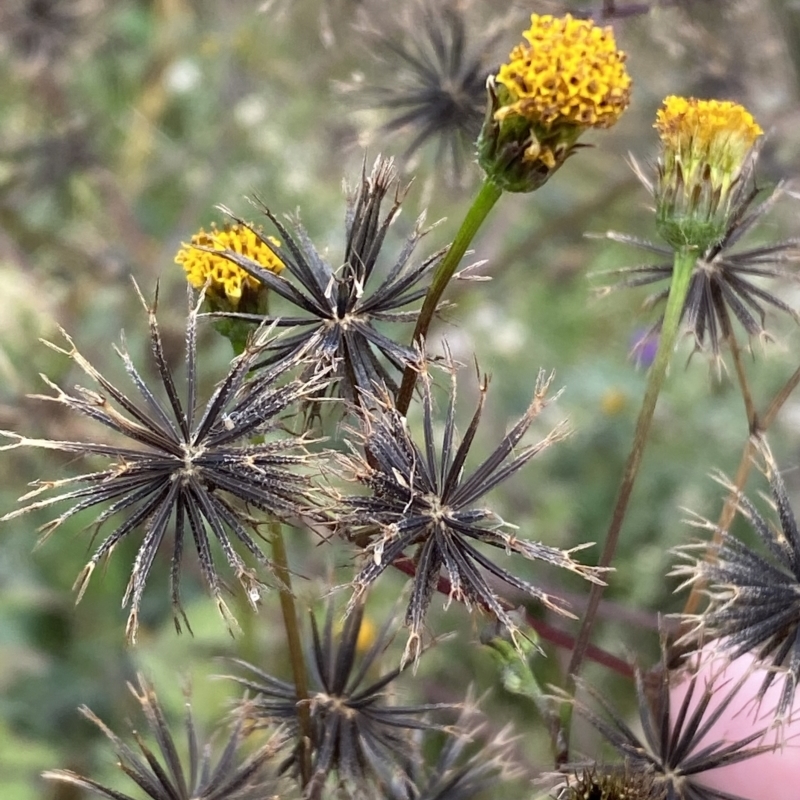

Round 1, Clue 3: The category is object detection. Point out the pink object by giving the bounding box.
[670,647,800,800]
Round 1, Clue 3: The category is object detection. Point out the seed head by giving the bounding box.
[575,644,776,800]
[229,596,452,796]
[1,281,325,642]
[206,156,447,406]
[43,675,288,800]
[332,356,603,665]
[674,440,800,721]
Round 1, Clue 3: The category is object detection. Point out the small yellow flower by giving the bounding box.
[355,615,378,655]
[477,13,631,192]
[336,614,379,656]
[600,388,627,416]
[654,96,763,251]
[175,223,284,308]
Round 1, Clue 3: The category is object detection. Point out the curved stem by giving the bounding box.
[269,519,312,787]
[395,178,503,414]
[566,248,696,691]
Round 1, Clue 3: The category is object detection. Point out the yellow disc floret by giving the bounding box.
[654,97,763,250]
[655,96,762,192]
[175,223,284,306]
[495,14,632,133]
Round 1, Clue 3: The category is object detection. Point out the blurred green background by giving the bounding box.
[3,0,800,797]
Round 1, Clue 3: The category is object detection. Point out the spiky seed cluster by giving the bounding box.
[175,223,285,309]
[478,13,630,192]
[229,598,449,796]
[0,282,325,643]
[206,156,446,404]
[351,0,504,186]
[334,359,603,664]
[575,647,774,800]
[654,97,764,251]
[43,676,287,800]
[0,0,94,70]
[385,700,517,800]
[674,443,800,720]
[495,14,632,134]
[554,765,665,800]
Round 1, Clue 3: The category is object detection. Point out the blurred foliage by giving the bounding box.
[2,0,800,798]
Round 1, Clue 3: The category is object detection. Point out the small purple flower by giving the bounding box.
[630,328,659,368]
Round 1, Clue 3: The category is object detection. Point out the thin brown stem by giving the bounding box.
[269,519,313,787]
[681,347,800,619]
[727,325,758,433]
[681,437,756,619]
[764,362,800,429]
[682,325,757,619]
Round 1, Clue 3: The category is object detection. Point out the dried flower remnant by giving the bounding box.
[175,222,285,313]
[43,675,287,800]
[674,442,800,721]
[553,765,665,800]
[0,0,97,72]
[229,598,449,796]
[349,0,506,185]
[386,701,518,800]
[0,282,325,643]
[575,646,775,800]
[597,98,800,357]
[202,156,447,404]
[334,359,604,665]
[478,13,632,192]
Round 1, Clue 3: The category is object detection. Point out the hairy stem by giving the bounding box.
[395,178,503,414]
[270,519,312,787]
[566,248,696,691]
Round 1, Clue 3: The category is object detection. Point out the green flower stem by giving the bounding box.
[395,177,503,414]
[269,519,313,787]
[566,248,696,691]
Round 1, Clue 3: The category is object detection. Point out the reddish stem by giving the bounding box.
[391,556,633,679]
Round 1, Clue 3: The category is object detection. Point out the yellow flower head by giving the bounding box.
[496,14,631,133]
[335,614,378,656]
[477,13,631,191]
[656,96,762,192]
[175,223,284,307]
[654,96,763,250]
